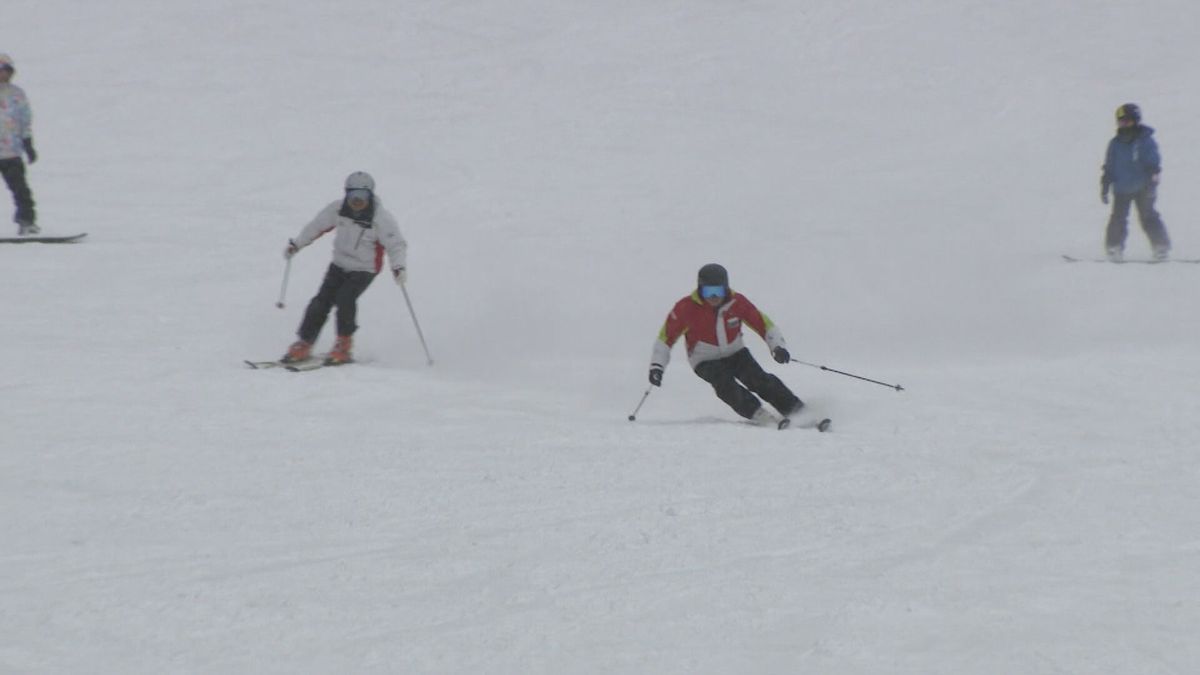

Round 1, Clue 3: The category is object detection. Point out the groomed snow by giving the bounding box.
[3,1,1199,672]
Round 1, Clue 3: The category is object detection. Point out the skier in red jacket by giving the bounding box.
[649,263,803,426]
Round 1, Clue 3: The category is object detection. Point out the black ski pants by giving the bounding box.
[0,157,35,225]
[1106,186,1169,252]
[693,348,802,419]
[297,263,376,343]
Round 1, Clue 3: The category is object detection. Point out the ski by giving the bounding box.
[780,417,832,432]
[286,360,329,372]
[778,402,832,432]
[668,415,830,431]
[286,358,353,372]
[246,356,354,371]
[0,232,88,244]
[1062,254,1200,264]
[245,358,320,370]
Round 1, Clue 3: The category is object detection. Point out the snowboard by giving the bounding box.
[1062,254,1200,264]
[0,232,88,244]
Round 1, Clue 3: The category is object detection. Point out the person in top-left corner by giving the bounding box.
[0,53,38,236]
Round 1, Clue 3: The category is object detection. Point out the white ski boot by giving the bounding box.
[751,407,781,427]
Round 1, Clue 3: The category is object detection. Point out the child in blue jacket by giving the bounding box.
[1101,103,1170,261]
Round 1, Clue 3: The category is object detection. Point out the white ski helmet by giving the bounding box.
[0,54,14,72]
[345,171,375,192]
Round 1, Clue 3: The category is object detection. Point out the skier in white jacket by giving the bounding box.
[281,171,407,365]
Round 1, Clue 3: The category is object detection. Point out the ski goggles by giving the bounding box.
[699,285,727,299]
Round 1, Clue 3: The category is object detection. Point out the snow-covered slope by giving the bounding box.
[4,1,1199,672]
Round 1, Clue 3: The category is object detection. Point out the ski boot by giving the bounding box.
[776,401,805,429]
[280,340,312,364]
[325,335,353,365]
[751,406,781,428]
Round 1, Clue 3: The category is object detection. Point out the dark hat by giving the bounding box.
[1116,103,1141,123]
[696,263,731,300]
[697,263,729,287]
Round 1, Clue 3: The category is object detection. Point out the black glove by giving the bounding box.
[649,366,663,387]
[22,138,36,164]
[773,347,790,364]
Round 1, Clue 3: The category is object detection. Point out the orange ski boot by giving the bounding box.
[280,340,312,364]
[326,335,353,365]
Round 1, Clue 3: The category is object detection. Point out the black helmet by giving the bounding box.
[1116,103,1141,123]
[697,263,730,299]
[697,263,728,286]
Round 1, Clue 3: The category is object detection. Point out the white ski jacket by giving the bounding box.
[292,198,407,274]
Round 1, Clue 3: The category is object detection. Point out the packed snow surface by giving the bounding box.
[4,1,1200,672]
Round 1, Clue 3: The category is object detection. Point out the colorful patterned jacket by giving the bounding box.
[0,83,32,160]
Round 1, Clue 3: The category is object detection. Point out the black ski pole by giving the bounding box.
[791,358,904,391]
[628,387,653,421]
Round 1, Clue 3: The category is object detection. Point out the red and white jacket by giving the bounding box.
[651,290,788,370]
[292,198,407,274]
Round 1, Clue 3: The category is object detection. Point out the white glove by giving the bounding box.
[284,239,299,259]
[393,267,407,285]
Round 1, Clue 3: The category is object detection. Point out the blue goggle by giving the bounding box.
[700,285,726,299]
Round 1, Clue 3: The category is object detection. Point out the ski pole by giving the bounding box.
[275,257,292,309]
[790,358,904,391]
[628,387,653,421]
[400,282,434,366]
